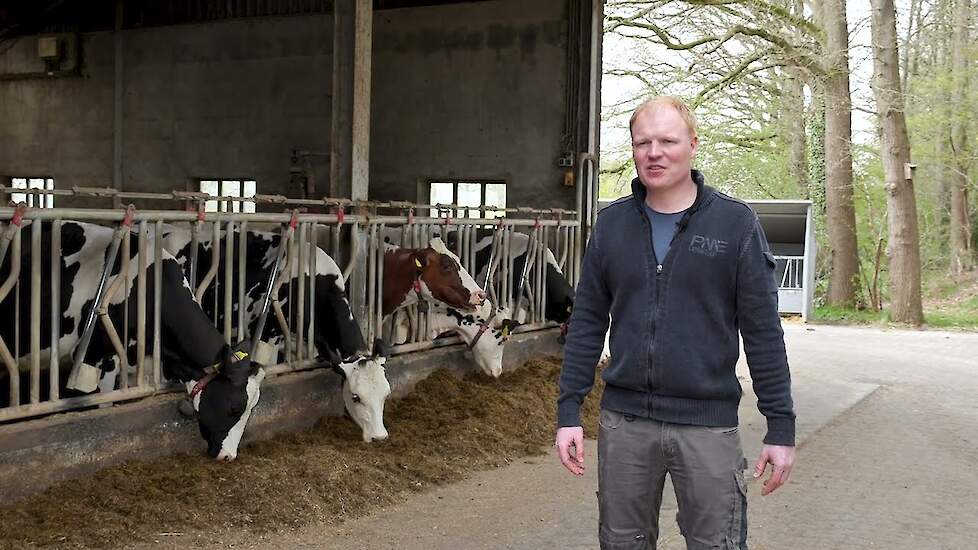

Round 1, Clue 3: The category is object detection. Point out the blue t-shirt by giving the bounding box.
[645,205,687,263]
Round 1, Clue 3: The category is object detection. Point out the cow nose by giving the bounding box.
[216,449,236,462]
[472,290,486,305]
[371,429,389,442]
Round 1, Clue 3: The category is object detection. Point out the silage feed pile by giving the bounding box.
[0,355,604,549]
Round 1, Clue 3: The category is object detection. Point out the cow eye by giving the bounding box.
[351,393,361,403]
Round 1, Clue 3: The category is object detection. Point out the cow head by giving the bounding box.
[185,343,266,461]
[327,339,392,442]
[414,238,485,311]
[466,306,517,378]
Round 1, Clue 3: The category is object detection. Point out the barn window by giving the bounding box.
[9,177,55,208]
[199,179,257,213]
[428,180,506,220]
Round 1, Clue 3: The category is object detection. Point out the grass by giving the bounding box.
[813,287,978,330]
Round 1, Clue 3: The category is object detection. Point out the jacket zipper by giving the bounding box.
[648,212,692,408]
[641,209,657,416]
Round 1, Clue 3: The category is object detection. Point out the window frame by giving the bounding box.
[6,176,55,208]
[195,177,257,213]
[425,178,507,220]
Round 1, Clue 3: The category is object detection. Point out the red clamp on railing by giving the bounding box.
[534,218,541,229]
[289,209,299,229]
[406,209,414,225]
[445,216,454,225]
[122,204,136,228]
[10,203,27,227]
[196,209,206,222]
[336,207,345,224]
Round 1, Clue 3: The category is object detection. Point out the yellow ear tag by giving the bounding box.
[501,326,510,337]
[233,351,249,362]
[414,258,423,269]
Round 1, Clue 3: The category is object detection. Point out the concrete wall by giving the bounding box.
[1,1,579,211]
[370,0,576,210]
[0,328,563,505]
[0,15,334,205]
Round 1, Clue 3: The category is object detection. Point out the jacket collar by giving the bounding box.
[630,169,714,214]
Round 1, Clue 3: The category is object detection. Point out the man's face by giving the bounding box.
[631,105,698,193]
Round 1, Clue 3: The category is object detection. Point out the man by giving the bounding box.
[555,96,796,550]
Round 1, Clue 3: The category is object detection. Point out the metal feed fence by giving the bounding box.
[0,187,580,423]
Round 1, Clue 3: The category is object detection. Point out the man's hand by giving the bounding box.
[555,426,585,476]
[754,444,796,495]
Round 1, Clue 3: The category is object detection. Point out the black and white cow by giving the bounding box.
[161,224,391,442]
[464,231,575,326]
[0,221,264,460]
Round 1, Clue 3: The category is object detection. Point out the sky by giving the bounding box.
[600,1,885,162]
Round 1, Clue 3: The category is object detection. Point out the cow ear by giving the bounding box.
[372,337,391,359]
[338,361,355,379]
[413,251,429,270]
[222,342,253,386]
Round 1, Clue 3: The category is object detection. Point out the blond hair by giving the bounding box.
[629,96,698,138]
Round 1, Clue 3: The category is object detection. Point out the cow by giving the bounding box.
[463,231,575,326]
[384,227,575,326]
[389,302,513,378]
[160,224,393,442]
[382,238,511,378]
[381,237,486,316]
[0,220,264,461]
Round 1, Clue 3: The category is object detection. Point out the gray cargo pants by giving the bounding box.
[597,408,748,550]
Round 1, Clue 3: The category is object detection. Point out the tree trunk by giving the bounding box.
[786,0,810,198]
[821,0,861,307]
[870,0,924,325]
[949,0,974,273]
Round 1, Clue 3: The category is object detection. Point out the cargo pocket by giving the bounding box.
[724,469,749,550]
[599,525,651,550]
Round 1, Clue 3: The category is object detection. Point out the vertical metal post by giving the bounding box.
[296,222,307,365]
[238,220,248,342]
[153,221,163,387]
[307,223,317,359]
[365,223,377,345]
[223,221,234,343]
[0,231,22,406]
[30,220,42,404]
[118,229,130,391]
[376,224,386,346]
[136,221,147,388]
[189,220,200,290]
[539,225,550,322]
[49,220,62,401]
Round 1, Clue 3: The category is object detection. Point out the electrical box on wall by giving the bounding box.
[37,36,63,60]
[557,154,574,168]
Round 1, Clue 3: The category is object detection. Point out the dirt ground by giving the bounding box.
[129,323,977,550]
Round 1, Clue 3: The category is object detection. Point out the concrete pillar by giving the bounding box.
[331,0,373,337]
[331,0,372,202]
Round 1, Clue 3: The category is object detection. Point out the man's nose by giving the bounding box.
[646,142,661,158]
